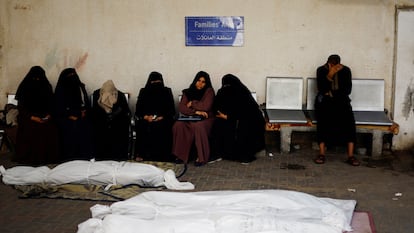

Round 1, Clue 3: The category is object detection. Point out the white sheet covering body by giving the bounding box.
[77,189,356,233]
[0,160,194,190]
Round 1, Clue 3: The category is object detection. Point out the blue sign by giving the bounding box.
[185,16,244,46]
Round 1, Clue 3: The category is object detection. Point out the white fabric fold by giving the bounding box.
[0,165,50,185]
[163,169,194,190]
[0,160,193,191]
[77,189,356,233]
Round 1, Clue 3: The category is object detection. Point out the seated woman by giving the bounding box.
[91,80,131,161]
[54,68,94,161]
[14,66,59,165]
[211,74,265,164]
[172,71,215,166]
[134,72,175,162]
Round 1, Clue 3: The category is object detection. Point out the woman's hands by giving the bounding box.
[195,110,208,118]
[68,110,87,121]
[144,115,163,122]
[187,100,209,118]
[216,110,227,120]
[186,101,192,108]
[31,114,51,123]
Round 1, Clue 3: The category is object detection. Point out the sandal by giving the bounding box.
[313,155,326,164]
[345,156,360,166]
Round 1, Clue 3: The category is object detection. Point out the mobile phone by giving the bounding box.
[152,115,157,120]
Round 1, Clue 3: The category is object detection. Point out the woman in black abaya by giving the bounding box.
[211,74,265,164]
[54,68,93,161]
[91,80,131,161]
[134,72,175,162]
[14,66,59,165]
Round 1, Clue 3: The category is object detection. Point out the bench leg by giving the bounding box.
[371,130,384,160]
[280,127,292,154]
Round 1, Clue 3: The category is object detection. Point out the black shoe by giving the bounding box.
[240,156,256,165]
[175,158,184,164]
[194,161,206,167]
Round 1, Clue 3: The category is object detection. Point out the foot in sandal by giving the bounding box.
[345,156,360,166]
[313,154,326,164]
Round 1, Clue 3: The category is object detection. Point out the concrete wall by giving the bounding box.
[1,0,414,149]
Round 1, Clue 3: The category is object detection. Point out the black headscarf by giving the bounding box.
[135,71,175,117]
[54,68,90,117]
[56,68,84,92]
[222,74,250,94]
[141,72,166,102]
[183,71,212,101]
[145,71,164,88]
[215,74,259,117]
[15,66,54,116]
[223,73,258,107]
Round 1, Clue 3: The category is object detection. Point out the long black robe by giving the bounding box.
[91,89,131,161]
[134,73,175,162]
[211,74,265,163]
[315,64,356,146]
[14,66,59,165]
[54,68,94,161]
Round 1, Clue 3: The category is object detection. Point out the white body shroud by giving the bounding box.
[77,189,356,233]
[0,160,194,190]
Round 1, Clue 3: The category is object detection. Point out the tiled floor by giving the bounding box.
[0,133,413,233]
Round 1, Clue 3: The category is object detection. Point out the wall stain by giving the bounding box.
[402,77,414,120]
[45,47,88,72]
[44,46,59,69]
[74,53,89,70]
[14,4,32,10]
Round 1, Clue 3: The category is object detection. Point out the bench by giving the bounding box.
[306,78,398,159]
[265,77,399,159]
[264,77,311,154]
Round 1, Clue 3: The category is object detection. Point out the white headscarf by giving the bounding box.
[98,80,118,113]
